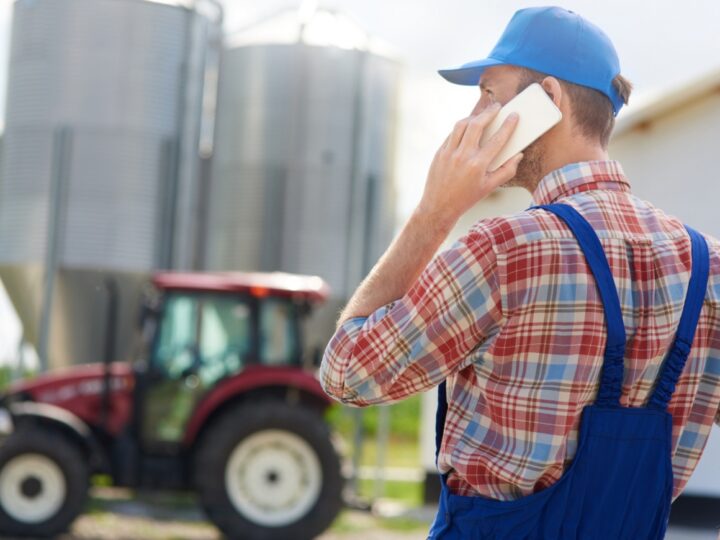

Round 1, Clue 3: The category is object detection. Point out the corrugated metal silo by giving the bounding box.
[0,0,222,369]
[206,7,400,341]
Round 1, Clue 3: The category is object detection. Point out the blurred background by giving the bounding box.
[0,0,717,538]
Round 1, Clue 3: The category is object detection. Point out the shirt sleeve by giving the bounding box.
[319,229,503,406]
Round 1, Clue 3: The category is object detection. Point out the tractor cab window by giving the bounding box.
[198,297,252,384]
[144,292,254,446]
[153,293,253,383]
[259,297,300,365]
[155,295,197,378]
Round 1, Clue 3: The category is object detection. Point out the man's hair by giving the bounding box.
[516,68,633,148]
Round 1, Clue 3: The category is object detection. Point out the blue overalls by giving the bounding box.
[428,203,710,540]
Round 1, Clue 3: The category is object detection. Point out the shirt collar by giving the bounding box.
[530,160,631,206]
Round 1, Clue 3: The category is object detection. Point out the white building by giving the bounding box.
[610,69,720,240]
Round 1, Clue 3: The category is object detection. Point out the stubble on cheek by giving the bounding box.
[499,139,544,191]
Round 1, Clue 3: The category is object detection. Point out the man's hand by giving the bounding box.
[334,104,522,326]
[418,102,523,225]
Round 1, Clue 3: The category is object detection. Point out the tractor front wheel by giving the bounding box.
[0,428,88,537]
[194,401,343,540]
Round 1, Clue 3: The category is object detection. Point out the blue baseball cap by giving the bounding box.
[438,6,625,115]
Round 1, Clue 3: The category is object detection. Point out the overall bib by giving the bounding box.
[428,203,709,540]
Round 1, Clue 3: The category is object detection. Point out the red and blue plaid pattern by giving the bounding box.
[320,160,720,501]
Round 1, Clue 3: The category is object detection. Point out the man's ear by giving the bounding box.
[541,76,563,109]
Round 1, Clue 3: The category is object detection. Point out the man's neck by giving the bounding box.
[525,147,610,193]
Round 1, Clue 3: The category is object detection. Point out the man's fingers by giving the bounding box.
[459,102,501,150]
[486,152,524,190]
[480,113,520,161]
[447,116,471,150]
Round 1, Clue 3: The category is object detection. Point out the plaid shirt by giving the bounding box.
[320,160,720,501]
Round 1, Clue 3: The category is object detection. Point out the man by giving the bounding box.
[320,6,720,539]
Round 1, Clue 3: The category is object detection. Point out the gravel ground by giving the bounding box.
[51,488,427,540]
[59,488,220,540]
[4,487,713,540]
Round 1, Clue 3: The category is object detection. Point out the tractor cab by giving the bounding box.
[0,271,342,540]
[136,271,326,451]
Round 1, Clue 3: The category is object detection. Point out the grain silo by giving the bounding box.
[0,0,222,369]
[205,6,400,340]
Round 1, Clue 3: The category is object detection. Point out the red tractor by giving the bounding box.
[0,272,343,539]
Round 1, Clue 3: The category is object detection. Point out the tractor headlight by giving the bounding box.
[0,408,13,436]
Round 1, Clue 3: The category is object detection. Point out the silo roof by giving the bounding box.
[226,4,400,59]
[12,0,224,20]
[99,0,222,19]
[121,0,197,9]
[14,0,192,8]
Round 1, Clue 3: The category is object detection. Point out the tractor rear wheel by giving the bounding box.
[194,401,343,540]
[0,428,88,537]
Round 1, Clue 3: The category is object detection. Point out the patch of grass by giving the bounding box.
[329,509,428,534]
[91,474,114,487]
[328,403,422,469]
[0,367,37,391]
[377,516,429,531]
[357,479,423,507]
[358,435,420,469]
[326,395,422,440]
[328,402,425,505]
[328,511,368,533]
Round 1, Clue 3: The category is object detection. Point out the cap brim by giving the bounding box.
[437,57,506,85]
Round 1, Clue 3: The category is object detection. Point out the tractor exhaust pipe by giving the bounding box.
[102,277,119,428]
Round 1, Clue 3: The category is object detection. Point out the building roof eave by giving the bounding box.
[612,67,720,138]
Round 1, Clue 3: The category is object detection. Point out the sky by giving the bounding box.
[1,0,720,217]
[220,0,720,218]
[0,0,719,361]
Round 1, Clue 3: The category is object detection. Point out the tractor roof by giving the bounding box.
[152,271,330,303]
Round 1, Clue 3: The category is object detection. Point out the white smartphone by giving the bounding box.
[479,83,562,171]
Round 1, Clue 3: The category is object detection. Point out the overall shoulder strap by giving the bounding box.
[647,226,710,410]
[532,203,626,407]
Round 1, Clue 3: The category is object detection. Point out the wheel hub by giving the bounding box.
[0,454,66,524]
[266,470,279,484]
[225,430,323,527]
[20,476,42,499]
